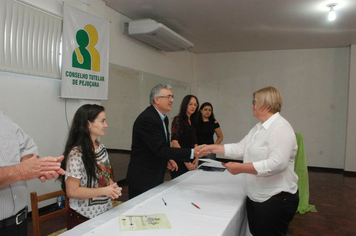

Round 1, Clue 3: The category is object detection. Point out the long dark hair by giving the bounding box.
[58,104,105,192]
[178,95,199,125]
[198,102,216,124]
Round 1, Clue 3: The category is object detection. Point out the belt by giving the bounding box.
[0,206,28,229]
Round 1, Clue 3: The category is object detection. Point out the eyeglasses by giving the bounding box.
[158,95,174,99]
[252,100,257,105]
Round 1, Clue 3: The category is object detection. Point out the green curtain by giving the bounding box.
[294,132,317,214]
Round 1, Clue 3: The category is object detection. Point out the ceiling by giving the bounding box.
[103,0,356,54]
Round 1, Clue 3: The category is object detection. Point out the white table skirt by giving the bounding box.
[60,170,252,236]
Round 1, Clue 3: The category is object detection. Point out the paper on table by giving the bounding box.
[199,159,225,168]
[119,214,171,231]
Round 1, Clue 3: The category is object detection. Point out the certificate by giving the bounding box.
[119,214,171,231]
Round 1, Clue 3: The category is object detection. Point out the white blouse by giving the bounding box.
[224,112,298,202]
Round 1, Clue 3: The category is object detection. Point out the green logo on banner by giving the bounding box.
[72,24,100,71]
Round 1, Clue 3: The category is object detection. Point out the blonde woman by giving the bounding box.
[200,87,299,236]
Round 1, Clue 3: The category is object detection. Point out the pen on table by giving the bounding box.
[191,202,200,209]
[162,198,167,206]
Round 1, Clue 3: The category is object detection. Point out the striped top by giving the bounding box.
[0,111,38,220]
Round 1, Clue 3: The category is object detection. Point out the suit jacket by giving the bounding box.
[126,105,191,196]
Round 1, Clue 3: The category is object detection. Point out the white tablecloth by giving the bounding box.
[60,170,251,236]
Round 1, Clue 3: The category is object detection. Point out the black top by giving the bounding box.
[171,115,197,149]
[196,120,220,145]
[170,115,197,179]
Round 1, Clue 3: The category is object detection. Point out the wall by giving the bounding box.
[105,4,196,88]
[2,0,354,212]
[0,71,98,210]
[101,64,190,150]
[196,48,350,169]
[0,0,196,209]
[345,45,356,171]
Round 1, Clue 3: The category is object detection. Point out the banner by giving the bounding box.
[61,4,109,100]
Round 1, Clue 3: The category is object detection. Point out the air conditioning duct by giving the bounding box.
[125,19,193,52]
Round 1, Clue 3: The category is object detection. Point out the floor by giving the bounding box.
[288,168,356,236]
[27,168,356,236]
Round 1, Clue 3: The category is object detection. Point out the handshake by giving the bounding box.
[167,144,217,172]
[193,144,213,158]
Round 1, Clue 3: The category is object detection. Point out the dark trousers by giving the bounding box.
[0,218,27,236]
[128,186,145,199]
[67,207,89,230]
[246,191,299,236]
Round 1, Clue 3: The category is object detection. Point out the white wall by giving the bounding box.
[0,72,97,210]
[2,0,354,211]
[345,45,356,171]
[196,48,350,169]
[106,5,196,86]
[0,0,196,209]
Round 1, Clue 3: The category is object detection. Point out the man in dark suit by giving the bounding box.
[126,84,202,198]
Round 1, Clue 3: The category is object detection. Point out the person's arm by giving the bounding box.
[14,117,64,181]
[198,144,225,156]
[21,154,65,182]
[191,144,200,169]
[169,117,182,170]
[171,140,196,168]
[222,162,258,175]
[252,126,296,176]
[199,141,257,175]
[65,177,122,200]
[171,117,199,170]
[0,154,64,188]
[170,116,182,149]
[136,111,191,161]
[0,165,23,188]
[214,127,224,144]
[171,140,181,148]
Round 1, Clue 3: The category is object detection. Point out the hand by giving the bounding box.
[222,162,243,175]
[16,154,64,181]
[192,157,199,169]
[197,144,212,157]
[38,156,66,182]
[104,183,122,200]
[39,172,59,183]
[167,160,178,171]
[222,162,257,175]
[193,145,207,158]
[184,162,196,170]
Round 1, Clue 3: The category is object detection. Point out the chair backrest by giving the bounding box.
[30,190,68,236]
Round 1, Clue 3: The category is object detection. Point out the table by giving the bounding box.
[60,170,251,236]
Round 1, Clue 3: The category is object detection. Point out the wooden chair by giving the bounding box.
[30,190,68,236]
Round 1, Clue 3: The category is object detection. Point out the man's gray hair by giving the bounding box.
[149,84,172,105]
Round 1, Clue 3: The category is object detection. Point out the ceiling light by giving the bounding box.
[327,3,337,21]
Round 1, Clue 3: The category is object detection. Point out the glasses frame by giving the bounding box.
[252,100,257,105]
[158,95,174,99]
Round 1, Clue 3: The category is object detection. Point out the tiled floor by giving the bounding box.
[27,169,356,236]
